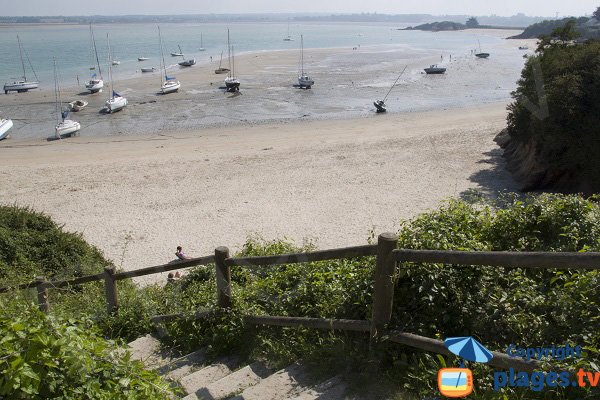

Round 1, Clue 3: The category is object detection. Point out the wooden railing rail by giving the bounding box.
[394,249,600,270]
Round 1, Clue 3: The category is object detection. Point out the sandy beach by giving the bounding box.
[0,102,518,284]
[0,29,530,284]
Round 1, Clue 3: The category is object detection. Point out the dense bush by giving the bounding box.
[506,22,600,192]
[0,300,175,399]
[0,205,110,285]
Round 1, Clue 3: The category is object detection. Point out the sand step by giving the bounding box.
[182,361,272,400]
[179,356,239,395]
[288,376,347,400]
[229,361,314,400]
[157,349,207,381]
[128,334,176,370]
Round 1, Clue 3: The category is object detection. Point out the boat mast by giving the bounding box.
[158,26,165,86]
[300,35,304,76]
[91,24,102,79]
[53,58,60,124]
[107,33,113,99]
[227,29,232,78]
[382,66,407,103]
[17,35,27,81]
[232,46,235,78]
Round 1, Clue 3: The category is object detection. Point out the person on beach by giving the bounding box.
[167,271,182,284]
[175,246,190,260]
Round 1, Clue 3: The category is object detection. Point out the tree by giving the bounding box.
[506,21,600,193]
[466,17,479,28]
[593,6,600,21]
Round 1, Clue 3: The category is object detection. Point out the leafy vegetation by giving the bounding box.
[509,14,600,40]
[1,196,599,398]
[0,205,109,286]
[505,20,600,193]
[0,299,175,399]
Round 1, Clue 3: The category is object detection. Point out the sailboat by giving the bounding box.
[283,19,294,41]
[0,118,13,140]
[4,35,40,94]
[104,34,127,113]
[176,45,196,67]
[224,29,240,92]
[54,58,80,138]
[475,40,490,58]
[85,24,104,93]
[297,35,314,89]
[158,26,181,94]
[214,51,230,74]
[199,33,206,51]
[373,66,407,113]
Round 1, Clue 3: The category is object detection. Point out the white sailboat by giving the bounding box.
[4,35,40,94]
[475,40,490,58]
[224,29,240,92]
[0,118,13,140]
[199,33,206,51]
[85,24,104,93]
[283,18,294,41]
[297,35,314,89]
[105,34,127,113]
[214,51,230,74]
[54,58,81,138]
[158,26,181,94]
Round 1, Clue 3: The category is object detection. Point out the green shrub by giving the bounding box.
[0,300,175,399]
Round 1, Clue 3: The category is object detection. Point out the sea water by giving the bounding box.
[0,21,502,86]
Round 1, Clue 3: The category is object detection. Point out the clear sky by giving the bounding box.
[2,0,597,17]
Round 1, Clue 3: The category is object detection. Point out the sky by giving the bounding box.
[2,0,597,17]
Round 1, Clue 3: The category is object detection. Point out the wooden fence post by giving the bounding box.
[215,246,232,309]
[103,266,119,314]
[35,276,49,313]
[371,232,398,339]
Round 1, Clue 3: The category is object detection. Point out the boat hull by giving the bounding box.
[69,100,88,111]
[106,96,127,113]
[0,118,13,140]
[215,68,230,74]
[138,57,149,61]
[55,119,80,137]
[141,68,156,73]
[161,80,181,94]
[424,68,446,74]
[298,76,314,88]
[224,77,240,92]
[85,79,104,93]
[178,59,196,67]
[475,53,490,58]
[4,80,39,93]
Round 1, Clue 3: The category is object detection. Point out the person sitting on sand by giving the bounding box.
[167,271,182,284]
[175,246,190,260]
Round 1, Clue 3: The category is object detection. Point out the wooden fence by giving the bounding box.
[2,233,599,372]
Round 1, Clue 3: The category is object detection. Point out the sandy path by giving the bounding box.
[0,102,517,284]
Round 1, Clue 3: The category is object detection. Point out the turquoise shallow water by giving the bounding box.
[1,21,501,87]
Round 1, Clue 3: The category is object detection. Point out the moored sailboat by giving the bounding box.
[85,24,104,93]
[54,58,81,138]
[224,29,240,92]
[297,35,314,89]
[373,66,407,113]
[105,34,127,113]
[214,51,230,74]
[158,26,181,94]
[475,40,490,58]
[4,35,40,94]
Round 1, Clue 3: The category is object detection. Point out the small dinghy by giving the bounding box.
[424,64,446,74]
[0,118,13,140]
[69,100,88,111]
[112,60,121,65]
[138,57,149,61]
[141,67,156,73]
[179,58,196,67]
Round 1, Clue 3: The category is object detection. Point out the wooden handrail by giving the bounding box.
[225,244,377,267]
[394,249,600,269]
[114,256,215,280]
